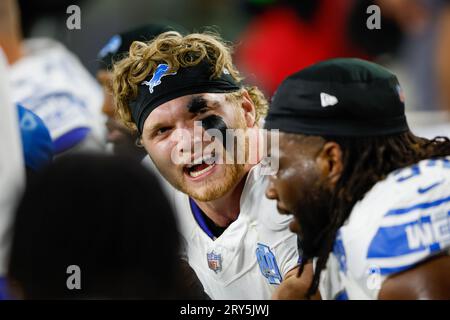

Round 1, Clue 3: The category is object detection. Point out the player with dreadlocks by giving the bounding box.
[265,58,450,299]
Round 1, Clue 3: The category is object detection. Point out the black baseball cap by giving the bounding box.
[265,58,409,136]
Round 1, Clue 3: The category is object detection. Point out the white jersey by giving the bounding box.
[9,38,106,153]
[165,163,299,300]
[320,157,450,300]
[0,49,25,275]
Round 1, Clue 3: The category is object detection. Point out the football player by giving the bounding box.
[97,24,211,300]
[8,154,183,299]
[97,23,184,159]
[1,0,106,155]
[112,31,300,299]
[265,58,450,299]
[0,48,25,299]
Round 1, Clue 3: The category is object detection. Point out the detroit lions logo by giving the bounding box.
[142,64,177,94]
[97,34,122,58]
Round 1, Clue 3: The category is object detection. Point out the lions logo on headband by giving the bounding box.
[142,64,177,94]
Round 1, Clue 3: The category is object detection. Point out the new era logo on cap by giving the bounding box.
[320,92,338,107]
[396,85,405,103]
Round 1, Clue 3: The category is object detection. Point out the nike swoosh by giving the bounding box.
[417,180,445,194]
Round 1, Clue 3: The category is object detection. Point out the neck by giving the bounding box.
[194,165,252,227]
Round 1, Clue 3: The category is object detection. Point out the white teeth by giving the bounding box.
[189,163,215,178]
[202,155,215,165]
[187,154,216,168]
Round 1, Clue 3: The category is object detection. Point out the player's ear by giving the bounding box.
[239,90,256,128]
[316,141,343,186]
[135,135,144,148]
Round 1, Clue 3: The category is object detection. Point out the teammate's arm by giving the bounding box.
[378,255,450,299]
[272,262,321,300]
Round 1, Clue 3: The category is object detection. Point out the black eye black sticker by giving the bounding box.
[201,115,228,148]
[187,97,229,148]
[187,96,208,114]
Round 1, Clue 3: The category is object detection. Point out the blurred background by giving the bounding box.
[11,0,450,135]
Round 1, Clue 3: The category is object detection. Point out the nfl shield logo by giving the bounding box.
[207,251,222,273]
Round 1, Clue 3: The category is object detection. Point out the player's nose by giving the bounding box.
[265,177,278,200]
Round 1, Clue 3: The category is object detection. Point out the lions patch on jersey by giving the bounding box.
[321,157,450,300]
[256,243,283,285]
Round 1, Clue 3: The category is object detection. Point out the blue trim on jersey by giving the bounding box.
[395,164,420,183]
[393,158,450,184]
[443,158,450,168]
[189,198,216,240]
[430,243,441,252]
[417,180,445,194]
[426,159,438,167]
[367,222,425,259]
[333,230,347,274]
[53,127,90,154]
[17,104,53,171]
[364,159,450,276]
[385,195,450,216]
[334,289,349,300]
[367,193,450,276]
[368,210,449,258]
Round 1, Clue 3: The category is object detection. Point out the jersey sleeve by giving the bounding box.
[276,232,300,277]
[17,104,54,171]
[255,177,300,280]
[0,49,25,276]
[365,159,450,277]
[11,40,106,154]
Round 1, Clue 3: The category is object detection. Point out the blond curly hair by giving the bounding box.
[112,31,268,132]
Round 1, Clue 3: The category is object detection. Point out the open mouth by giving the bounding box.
[184,154,217,179]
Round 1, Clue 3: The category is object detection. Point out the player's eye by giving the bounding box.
[156,127,171,136]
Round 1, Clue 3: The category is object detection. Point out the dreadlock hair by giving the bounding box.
[299,131,450,298]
